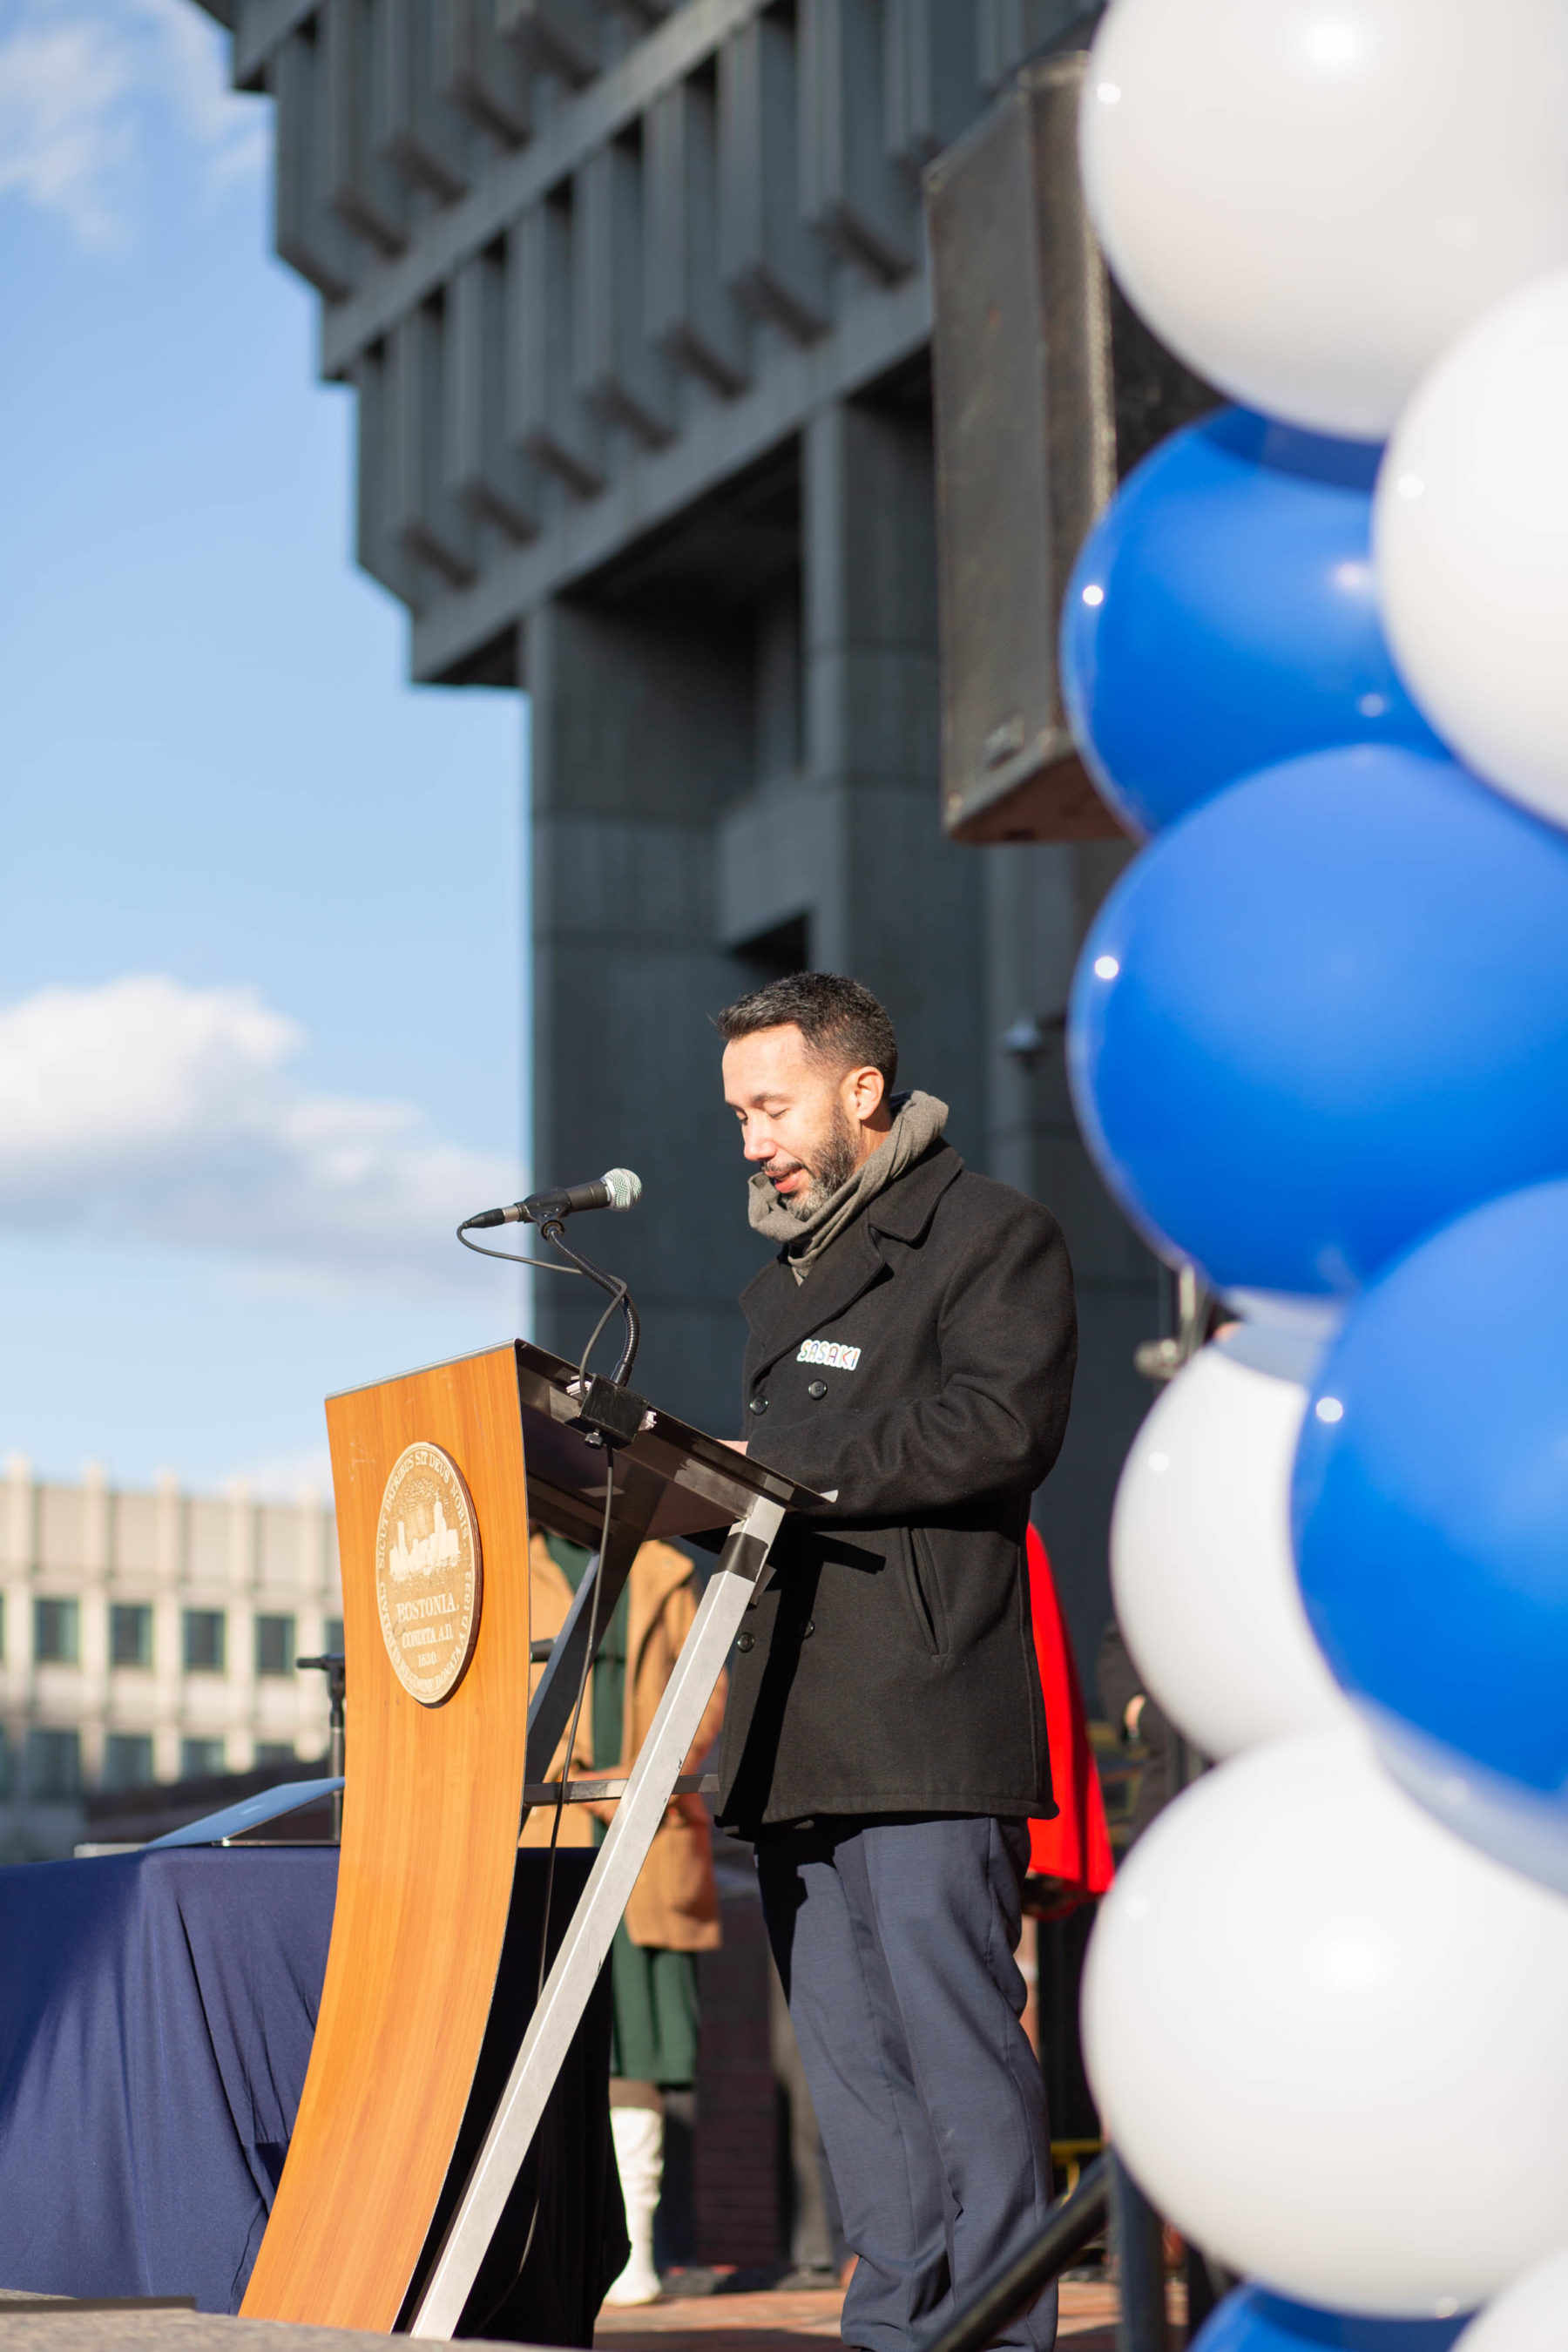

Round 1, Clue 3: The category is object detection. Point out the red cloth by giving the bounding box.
[1025,1526,1115,1903]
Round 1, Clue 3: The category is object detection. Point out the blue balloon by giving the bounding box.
[1193,2285,1470,2352]
[1060,409,1443,838]
[1295,1179,1568,1814]
[1067,745,1568,1296]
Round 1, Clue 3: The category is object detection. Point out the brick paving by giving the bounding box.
[594,2275,1149,2352]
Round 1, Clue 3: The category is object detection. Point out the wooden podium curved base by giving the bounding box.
[241,1345,531,2330]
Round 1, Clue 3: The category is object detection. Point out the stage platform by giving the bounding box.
[0,2291,531,2350]
[0,2274,1183,2351]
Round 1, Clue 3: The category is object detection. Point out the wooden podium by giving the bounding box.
[240,1337,813,2336]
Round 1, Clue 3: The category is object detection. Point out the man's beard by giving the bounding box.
[781,1106,860,1221]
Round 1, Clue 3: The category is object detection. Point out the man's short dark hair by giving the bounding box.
[715,972,898,1089]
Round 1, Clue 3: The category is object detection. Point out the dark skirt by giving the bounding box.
[609,1928,700,2087]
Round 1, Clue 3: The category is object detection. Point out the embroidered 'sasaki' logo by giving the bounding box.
[797,1340,861,1370]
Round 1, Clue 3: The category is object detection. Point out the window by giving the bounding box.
[325,1617,344,1656]
[255,1742,297,1767]
[28,1727,81,1798]
[111,1605,153,1669]
[180,1738,226,1780]
[33,1598,78,1665]
[183,1610,226,1673]
[254,1614,296,1678]
[103,1734,155,1789]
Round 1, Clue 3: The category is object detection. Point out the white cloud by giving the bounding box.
[0,975,518,1286]
[0,0,264,247]
[217,1443,334,1503]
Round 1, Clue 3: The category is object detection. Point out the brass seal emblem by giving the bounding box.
[374,1443,482,1706]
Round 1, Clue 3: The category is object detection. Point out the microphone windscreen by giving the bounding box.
[602,1167,642,1211]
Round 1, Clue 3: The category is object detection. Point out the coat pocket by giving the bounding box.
[905,1528,950,1658]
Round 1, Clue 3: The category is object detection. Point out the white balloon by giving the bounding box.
[1456,2247,1568,2351]
[1111,1329,1349,1759]
[1083,1727,1568,2314]
[1375,270,1568,830]
[1080,0,1568,438]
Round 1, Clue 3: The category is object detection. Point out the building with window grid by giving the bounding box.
[0,1456,341,1861]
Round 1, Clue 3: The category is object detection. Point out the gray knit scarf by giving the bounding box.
[747,1090,950,1283]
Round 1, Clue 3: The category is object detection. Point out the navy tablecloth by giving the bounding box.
[0,1846,622,2337]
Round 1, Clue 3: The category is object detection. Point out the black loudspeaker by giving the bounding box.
[925,44,1215,845]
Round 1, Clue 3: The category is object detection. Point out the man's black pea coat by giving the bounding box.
[714,1139,1078,1835]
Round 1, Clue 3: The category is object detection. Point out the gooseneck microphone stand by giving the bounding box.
[537,1215,640,1387]
[455,1179,643,1437]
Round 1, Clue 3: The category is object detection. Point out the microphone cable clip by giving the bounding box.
[563,1372,655,1450]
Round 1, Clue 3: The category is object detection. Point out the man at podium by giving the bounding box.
[715,973,1077,2352]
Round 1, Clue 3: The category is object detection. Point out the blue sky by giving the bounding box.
[0,0,527,1495]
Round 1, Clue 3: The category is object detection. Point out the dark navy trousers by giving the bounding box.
[756,1815,1057,2352]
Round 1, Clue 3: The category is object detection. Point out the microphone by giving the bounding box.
[462,1168,642,1230]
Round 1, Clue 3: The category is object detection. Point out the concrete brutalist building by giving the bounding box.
[195,0,1157,1674]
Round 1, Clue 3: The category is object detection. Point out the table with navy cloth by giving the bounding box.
[0,1845,622,2338]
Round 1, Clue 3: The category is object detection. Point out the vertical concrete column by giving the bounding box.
[801,398,986,1144]
[2,1457,34,1795]
[982,843,1078,1199]
[153,1471,184,1782]
[78,1463,111,1788]
[983,839,1163,1677]
[227,1484,257,1771]
[525,594,765,1437]
[301,1497,342,1761]
[799,403,1157,1672]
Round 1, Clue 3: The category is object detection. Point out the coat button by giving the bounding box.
[749,1396,768,1415]
[736,1632,755,1653]
[803,1620,815,1639]
[807,1380,828,1400]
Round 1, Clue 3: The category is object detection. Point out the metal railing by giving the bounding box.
[910,2150,1231,2352]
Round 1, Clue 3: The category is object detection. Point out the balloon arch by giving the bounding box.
[1061,1,1568,2342]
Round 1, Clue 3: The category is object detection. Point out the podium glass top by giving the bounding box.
[328,1338,822,1552]
[512,1340,820,1551]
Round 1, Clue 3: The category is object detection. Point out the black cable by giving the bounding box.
[455,1222,585,1274]
[456,1216,638,1385]
[538,1220,641,1386]
[464,1456,618,2336]
[576,1284,628,1382]
[539,1455,615,2003]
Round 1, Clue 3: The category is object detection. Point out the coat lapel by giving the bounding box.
[868,1139,963,1243]
[743,1215,888,1384]
[739,1140,966,1382]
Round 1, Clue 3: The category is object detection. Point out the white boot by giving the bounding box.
[604,2105,665,2306]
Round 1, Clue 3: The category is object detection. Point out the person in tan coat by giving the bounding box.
[524,1531,724,2305]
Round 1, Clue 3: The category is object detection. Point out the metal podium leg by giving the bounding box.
[407,1491,785,2340]
[524,1526,639,1788]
